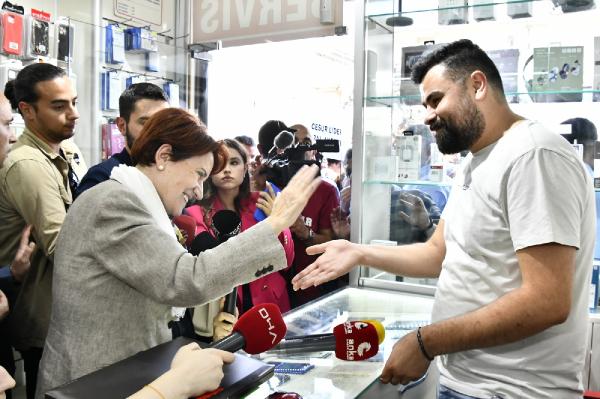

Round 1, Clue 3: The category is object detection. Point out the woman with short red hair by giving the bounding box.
[36,108,320,398]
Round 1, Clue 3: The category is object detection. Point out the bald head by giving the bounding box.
[0,93,16,168]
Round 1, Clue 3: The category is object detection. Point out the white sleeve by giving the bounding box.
[505,148,589,251]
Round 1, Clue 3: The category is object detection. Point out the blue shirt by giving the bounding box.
[74,148,133,199]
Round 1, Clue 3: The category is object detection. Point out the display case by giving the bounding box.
[351,0,600,290]
[245,286,436,398]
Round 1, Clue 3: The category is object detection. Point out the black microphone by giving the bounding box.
[212,210,241,315]
[274,130,295,150]
[189,231,219,256]
[212,210,241,242]
[267,130,295,156]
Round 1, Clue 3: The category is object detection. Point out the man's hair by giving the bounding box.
[411,39,504,96]
[258,120,293,157]
[561,117,598,145]
[119,83,169,122]
[4,63,67,114]
[234,135,254,147]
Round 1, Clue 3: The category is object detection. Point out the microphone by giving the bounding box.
[212,210,241,314]
[173,215,197,248]
[268,130,295,156]
[212,210,241,242]
[189,231,219,256]
[274,130,295,150]
[209,303,286,354]
[267,320,384,361]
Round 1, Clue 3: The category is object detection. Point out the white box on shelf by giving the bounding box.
[395,135,422,181]
[438,0,468,25]
[472,0,495,21]
[507,0,532,18]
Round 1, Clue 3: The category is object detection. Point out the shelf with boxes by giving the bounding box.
[98,16,186,160]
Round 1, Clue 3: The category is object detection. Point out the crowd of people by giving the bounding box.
[0,37,596,399]
[0,62,349,399]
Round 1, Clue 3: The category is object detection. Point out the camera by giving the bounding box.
[262,139,340,188]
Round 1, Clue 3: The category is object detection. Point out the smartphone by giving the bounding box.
[254,182,281,222]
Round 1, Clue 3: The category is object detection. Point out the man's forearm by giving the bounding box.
[357,240,443,278]
[421,286,569,357]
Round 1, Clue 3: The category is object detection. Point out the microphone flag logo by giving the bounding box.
[333,321,380,361]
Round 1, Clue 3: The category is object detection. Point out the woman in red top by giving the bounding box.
[187,139,294,315]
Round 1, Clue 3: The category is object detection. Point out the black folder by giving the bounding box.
[45,337,274,399]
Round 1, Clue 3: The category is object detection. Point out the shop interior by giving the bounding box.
[0,0,599,398]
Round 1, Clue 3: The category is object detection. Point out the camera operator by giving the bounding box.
[257,120,341,308]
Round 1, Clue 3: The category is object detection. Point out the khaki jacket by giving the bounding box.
[0,128,87,349]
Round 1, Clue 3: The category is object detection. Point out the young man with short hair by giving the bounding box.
[0,63,86,399]
[75,83,169,197]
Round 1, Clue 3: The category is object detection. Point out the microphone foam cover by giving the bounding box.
[333,321,380,361]
[233,303,286,354]
[173,215,197,248]
[362,320,385,344]
[189,231,219,256]
[274,130,295,150]
[212,210,241,240]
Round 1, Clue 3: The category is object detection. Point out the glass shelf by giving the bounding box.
[364,179,451,187]
[366,90,600,107]
[367,0,538,22]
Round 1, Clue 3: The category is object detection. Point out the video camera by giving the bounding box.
[262,130,340,188]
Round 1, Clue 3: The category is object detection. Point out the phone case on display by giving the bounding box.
[27,9,51,58]
[57,22,73,62]
[101,123,125,159]
[1,12,23,55]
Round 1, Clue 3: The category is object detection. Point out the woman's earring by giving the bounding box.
[158,165,165,171]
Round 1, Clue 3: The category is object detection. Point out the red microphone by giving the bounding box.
[267,320,384,361]
[208,303,286,354]
[173,214,197,248]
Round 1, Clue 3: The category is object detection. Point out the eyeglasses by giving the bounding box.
[266,392,303,399]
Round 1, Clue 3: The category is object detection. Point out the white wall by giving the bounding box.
[206,1,356,159]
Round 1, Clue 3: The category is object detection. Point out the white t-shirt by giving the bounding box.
[433,120,595,398]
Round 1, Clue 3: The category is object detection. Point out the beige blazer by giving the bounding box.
[36,179,287,397]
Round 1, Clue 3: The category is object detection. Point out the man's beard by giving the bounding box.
[430,98,485,155]
[125,126,135,150]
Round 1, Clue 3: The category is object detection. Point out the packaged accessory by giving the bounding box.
[1,1,24,56]
[26,9,50,58]
[438,0,468,25]
[101,123,125,159]
[105,23,125,64]
[507,0,532,18]
[125,27,157,53]
[56,18,74,63]
[145,50,159,72]
[163,82,179,106]
[125,75,144,88]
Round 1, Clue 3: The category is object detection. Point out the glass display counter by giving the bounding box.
[244,286,436,398]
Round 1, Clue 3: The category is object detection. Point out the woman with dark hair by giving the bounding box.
[187,139,293,339]
[35,108,320,398]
